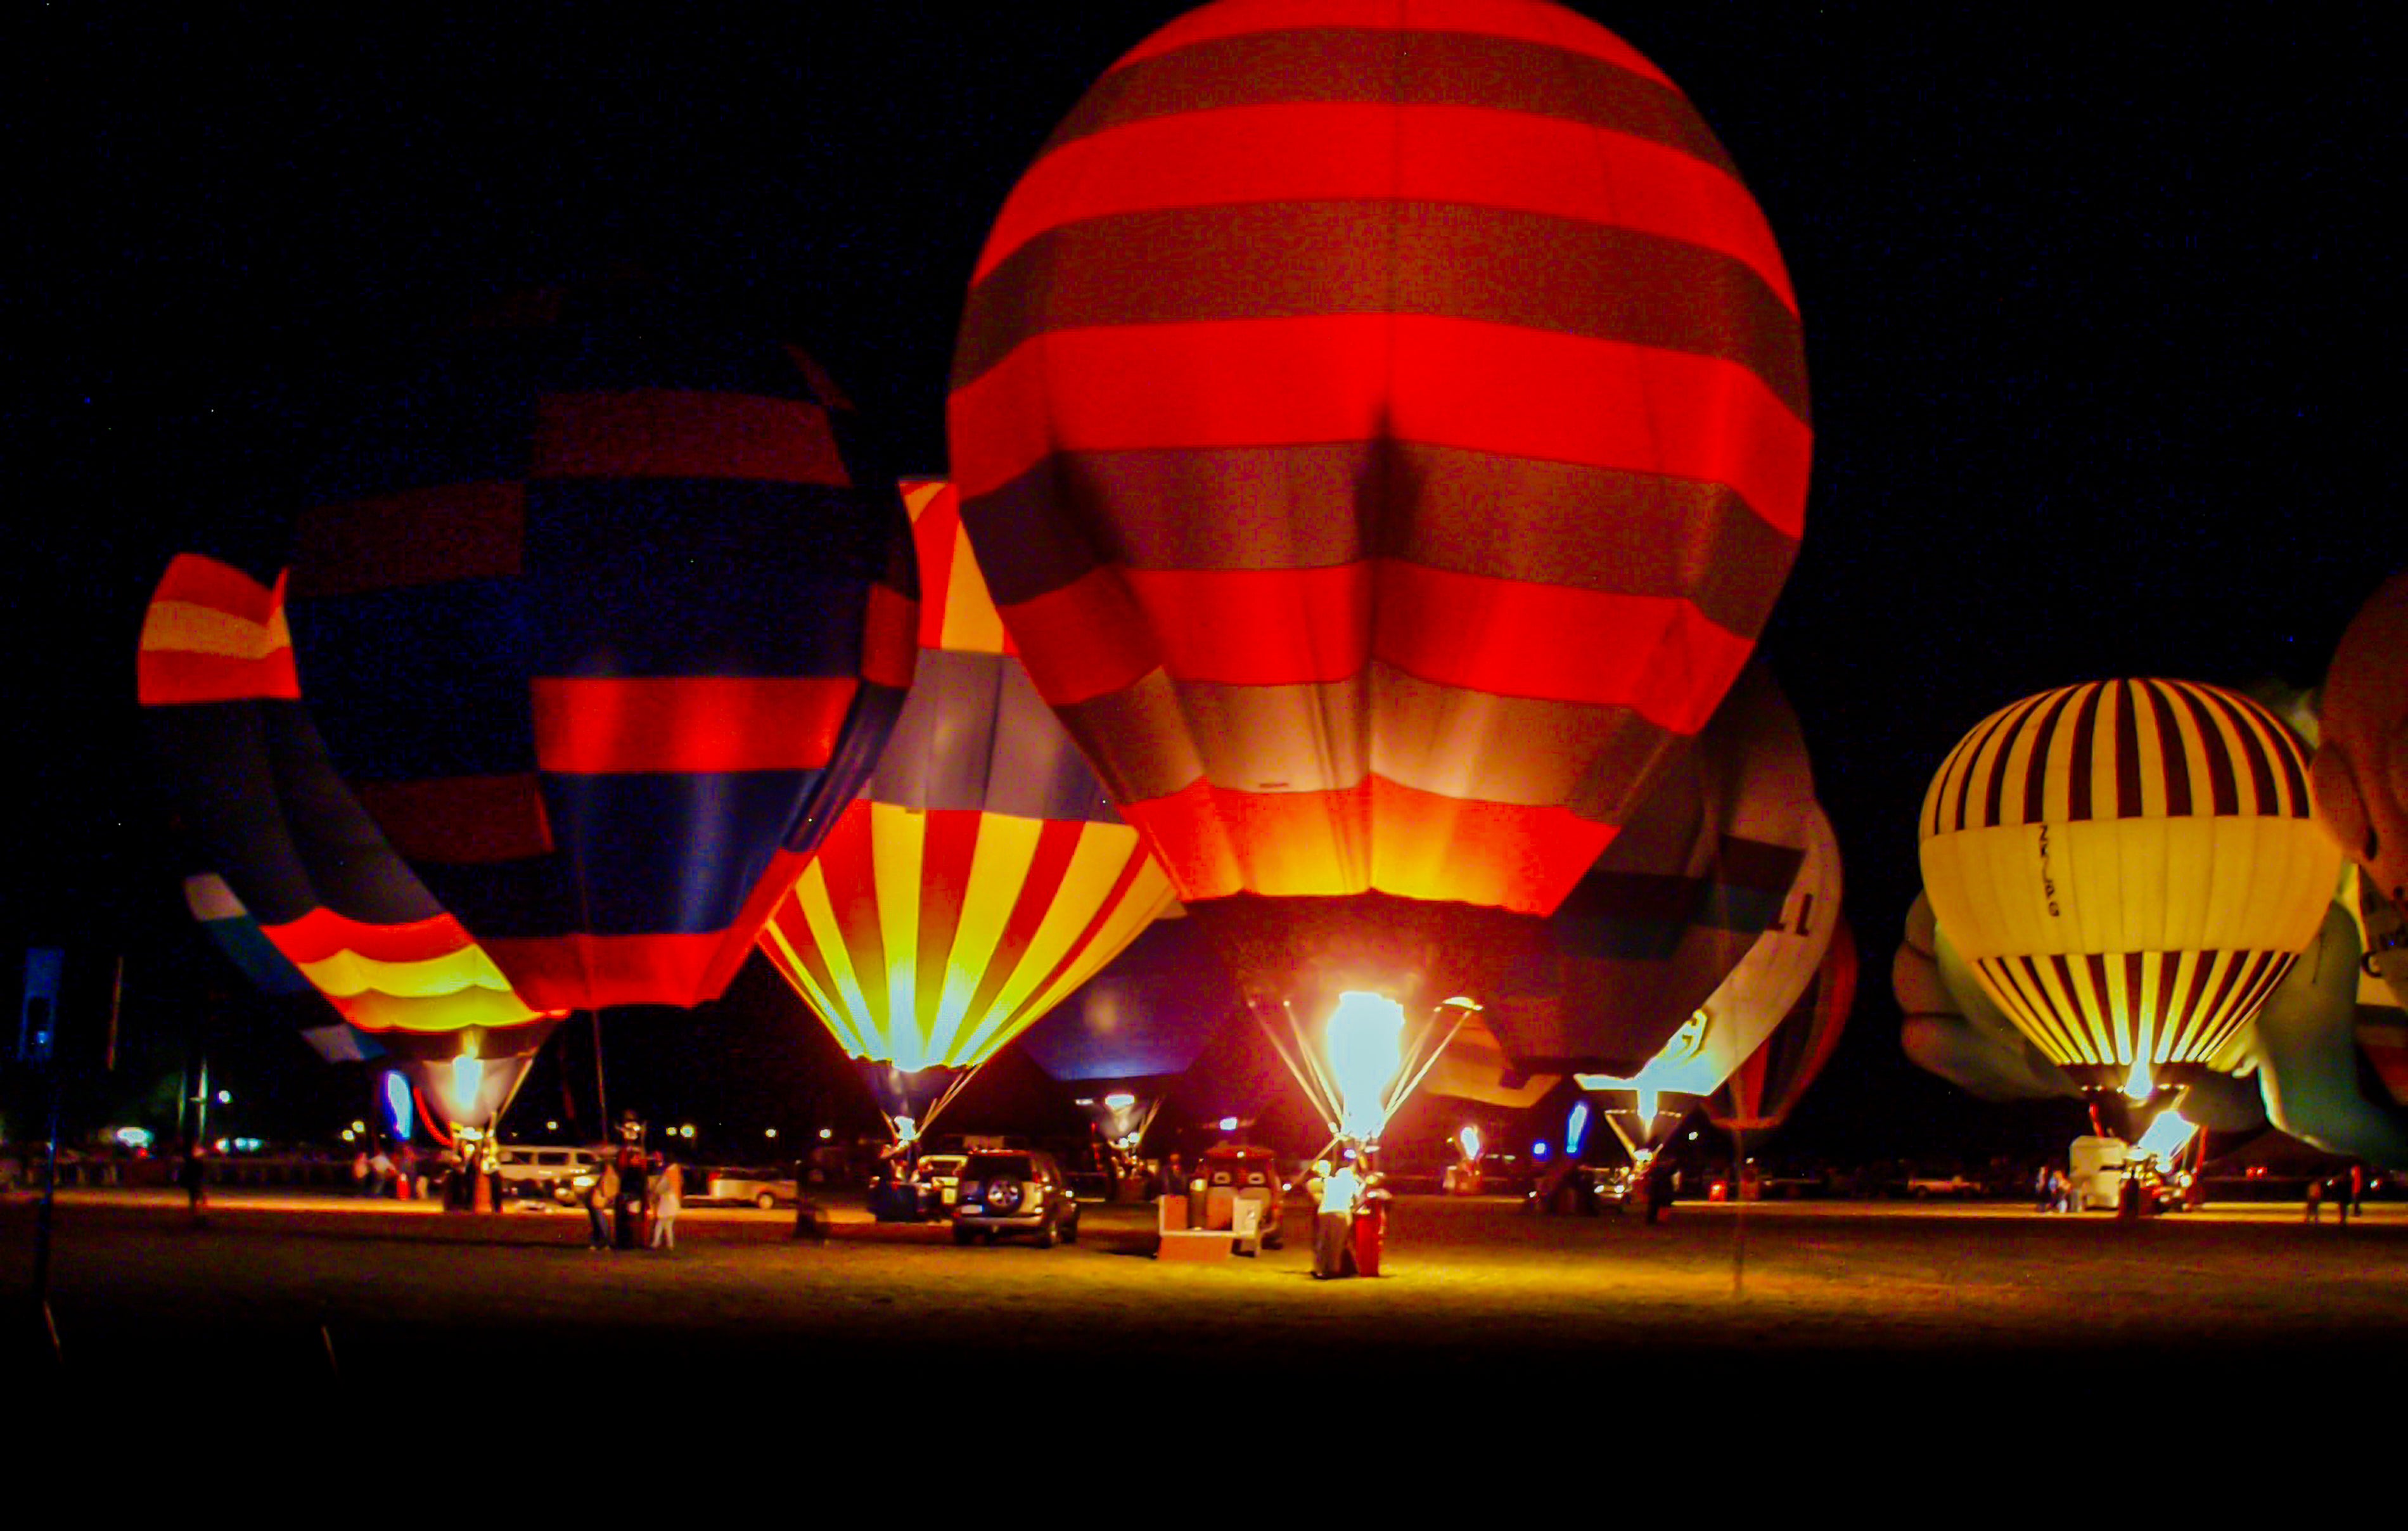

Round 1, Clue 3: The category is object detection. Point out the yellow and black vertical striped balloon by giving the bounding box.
[1918,678,2338,1090]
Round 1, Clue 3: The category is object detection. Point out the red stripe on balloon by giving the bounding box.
[952,315,1809,540]
[531,391,853,485]
[482,931,734,1011]
[913,809,984,1028]
[148,554,285,624]
[1377,566,1752,727]
[908,484,964,652]
[861,584,919,691]
[1124,564,1370,686]
[291,480,525,596]
[531,676,859,774]
[994,570,1163,707]
[262,907,484,967]
[980,103,1786,307]
[136,648,303,705]
[1114,0,1675,84]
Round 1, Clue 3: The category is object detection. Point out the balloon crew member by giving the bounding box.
[1314,1157,1362,1279]
[613,1117,650,1250]
[648,1153,684,1251]
[587,1158,616,1251]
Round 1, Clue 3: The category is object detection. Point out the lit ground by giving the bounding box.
[8,1189,2407,1413]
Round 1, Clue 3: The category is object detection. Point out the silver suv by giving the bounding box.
[951,1150,1081,1247]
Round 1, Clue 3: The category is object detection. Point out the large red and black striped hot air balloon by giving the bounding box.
[139,283,917,1127]
[947,0,1809,1087]
[757,481,1174,1140]
[1919,679,2338,1118]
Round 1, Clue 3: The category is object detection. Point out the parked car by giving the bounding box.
[914,1153,968,1216]
[1181,1143,1286,1248]
[493,1145,609,1206]
[701,1166,800,1209]
[1905,1172,1983,1199]
[952,1150,1080,1246]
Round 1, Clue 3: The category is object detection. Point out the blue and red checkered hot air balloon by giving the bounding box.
[140,284,916,1125]
[947,0,1810,1065]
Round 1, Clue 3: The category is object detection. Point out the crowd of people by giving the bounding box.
[584,1139,686,1252]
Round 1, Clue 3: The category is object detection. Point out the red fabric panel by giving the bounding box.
[1374,563,1752,728]
[1120,775,1617,914]
[1116,0,1674,84]
[995,569,1163,707]
[860,584,919,691]
[290,480,525,596]
[912,808,985,1024]
[952,316,1809,539]
[138,557,302,704]
[262,907,484,966]
[136,648,303,705]
[530,391,852,485]
[354,774,554,864]
[482,931,729,1011]
[909,483,963,651]
[531,676,859,773]
[978,105,1786,307]
[1124,563,1369,685]
[150,554,285,624]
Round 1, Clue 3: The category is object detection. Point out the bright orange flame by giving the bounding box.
[1326,991,1406,1141]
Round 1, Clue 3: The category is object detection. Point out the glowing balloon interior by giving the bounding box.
[947,0,1808,1024]
[1919,678,2338,1091]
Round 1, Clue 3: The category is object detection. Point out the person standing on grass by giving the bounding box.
[1314,1158,1362,1279]
[649,1153,684,1251]
[179,1143,210,1226]
[588,1160,618,1251]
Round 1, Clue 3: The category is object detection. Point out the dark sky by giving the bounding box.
[4,3,2393,1160]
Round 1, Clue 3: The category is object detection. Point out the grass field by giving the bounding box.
[9,1189,2407,1418]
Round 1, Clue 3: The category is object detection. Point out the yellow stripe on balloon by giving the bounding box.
[869,802,928,1068]
[940,519,1008,657]
[954,824,1174,1065]
[342,987,546,1034]
[139,598,295,661]
[758,895,863,1060]
[794,859,884,1064]
[1011,850,1177,1035]
[295,944,520,1001]
[928,812,1044,1066]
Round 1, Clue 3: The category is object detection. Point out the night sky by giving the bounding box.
[4,3,2392,1163]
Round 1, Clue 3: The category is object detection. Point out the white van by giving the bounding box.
[2066,1136,2128,1211]
[494,1144,609,1206]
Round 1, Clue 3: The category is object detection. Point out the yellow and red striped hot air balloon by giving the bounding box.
[1918,678,2338,1100]
[758,482,1177,1137]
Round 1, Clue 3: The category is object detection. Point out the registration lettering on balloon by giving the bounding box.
[2036,823,2059,918]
